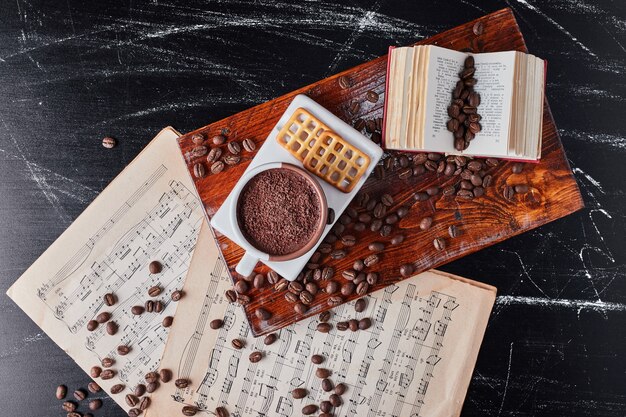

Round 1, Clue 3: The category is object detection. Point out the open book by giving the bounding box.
[383,45,546,161]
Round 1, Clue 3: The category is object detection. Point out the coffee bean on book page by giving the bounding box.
[128,408,141,417]
[158,368,172,383]
[148,286,161,297]
[311,354,324,364]
[139,397,151,411]
[329,393,342,407]
[249,351,263,363]
[335,383,347,395]
[101,357,114,368]
[211,161,225,174]
[317,323,332,333]
[96,311,111,323]
[348,319,359,331]
[110,384,124,394]
[100,369,115,380]
[126,394,139,407]
[102,136,116,149]
[62,401,77,412]
[355,298,367,312]
[149,260,162,274]
[162,316,173,327]
[321,401,332,413]
[134,384,146,397]
[302,404,318,415]
[210,319,223,329]
[231,339,244,350]
[106,321,118,335]
[87,320,98,331]
[319,311,331,323]
[292,388,307,399]
[359,317,372,330]
[336,321,349,331]
[175,379,190,389]
[215,406,228,417]
[145,372,158,384]
[182,405,198,416]
[154,300,163,313]
[131,305,144,315]
[225,289,237,302]
[118,345,131,355]
[316,368,331,378]
[146,381,159,393]
[104,293,116,306]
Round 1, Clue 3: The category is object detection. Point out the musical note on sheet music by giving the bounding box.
[148,225,497,417]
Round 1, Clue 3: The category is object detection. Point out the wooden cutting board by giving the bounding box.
[177,8,584,336]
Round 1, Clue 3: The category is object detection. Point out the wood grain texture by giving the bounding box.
[177,9,584,336]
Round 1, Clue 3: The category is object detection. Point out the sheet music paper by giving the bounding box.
[7,127,204,412]
[148,223,496,417]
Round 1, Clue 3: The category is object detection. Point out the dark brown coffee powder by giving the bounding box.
[237,168,321,256]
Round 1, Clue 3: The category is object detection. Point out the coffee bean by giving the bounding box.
[145,371,159,383]
[175,378,190,389]
[146,381,159,393]
[457,189,474,199]
[355,298,367,313]
[341,281,355,296]
[321,378,334,392]
[433,237,446,251]
[448,225,460,238]
[162,316,174,328]
[341,235,356,247]
[103,293,116,307]
[329,393,342,407]
[384,213,398,225]
[211,161,225,174]
[320,400,333,413]
[511,162,524,174]
[96,311,111,323]
[302,404,319,415]
[231,338,245,350]
[335,382,347,395]
[129,408,141,417]
[215,406,229,417]
[87,320,98,331]
[56,385,67,400]
[354,272,366,284]
[110,384,124,394]
[212,134,226,145]
[274,278,289,292]
[131,305,144,315]
[330,249,347,260]
[400,263,414,277]
[368,219,382,233]
[118,345,131,355]
[482,174,493,188]
[100,369,115,380]
[148,285,162,297]
[325,280,339,294]
[514,184,529,193]
[248,274,264,290]
[147,260,162,274]
[336,321,349,331]
[145,300,154,312]
[106,321,118,335]
[206,147,222,163]
[390,234,406,245]
[316,368,331,378]
[338,75,351,89]
[101,357,114,368]
[210,319,223,329]
[139,397,150,411]
[234,279,249,294]
[419,217,433,230]
[328,295,343,306]
[398,167,412,180]
[285,291,299,303]
[62,401,77,412]
[292,387,308,399]
[225,289,237,302]
[154,300,164,313]
[359,317,372,330]
[317,322,332,333]
[414,192,429,202]
[503,185,515,200]
[182,405,198,416]
[366,272,379,285]
[227,141,241,155]
[307,354,323,365]
[299,290,314,305]
[102,136,117,149]
[366,90,379,103]
[472,20,484,36]
[191,133,205,145]
[249,351,263,363]
[134,384,146,397]
[155,369,171,384]
[356,281,369,296]
[192,145,208,158]
[87,382,100,394]
[294,302,309,314]
[305,281,318,295]
[256,307,272,321]
[364,254,379,267]
[348,319,359,332]
[126,394,139,407]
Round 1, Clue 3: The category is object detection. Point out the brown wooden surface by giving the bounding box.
[177,8,584,336]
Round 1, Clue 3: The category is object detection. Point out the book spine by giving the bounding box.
[381,46,395,150]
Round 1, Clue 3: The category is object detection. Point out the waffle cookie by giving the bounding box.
[276,108,370,193]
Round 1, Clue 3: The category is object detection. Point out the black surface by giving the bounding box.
[0,1,624,416]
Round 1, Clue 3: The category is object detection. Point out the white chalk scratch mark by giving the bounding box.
[510,0,597,57]
[572,167,604,193]
[497,342,514,417]
[501,249,550,299]
[496,296,626,313]
[561,129,626,152]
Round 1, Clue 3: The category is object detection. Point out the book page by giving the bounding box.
[423,46,468,153]
[466,51,516,157]
[7,128,204,412]
[148,221,497,417]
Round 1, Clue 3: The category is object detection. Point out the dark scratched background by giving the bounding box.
[0,1,624,416]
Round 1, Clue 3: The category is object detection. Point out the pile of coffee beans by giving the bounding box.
[187,131,257,180]
[446,55,483,151]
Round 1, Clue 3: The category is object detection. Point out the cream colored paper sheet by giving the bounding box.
[148,222,496,417]
[7,127,204,412]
